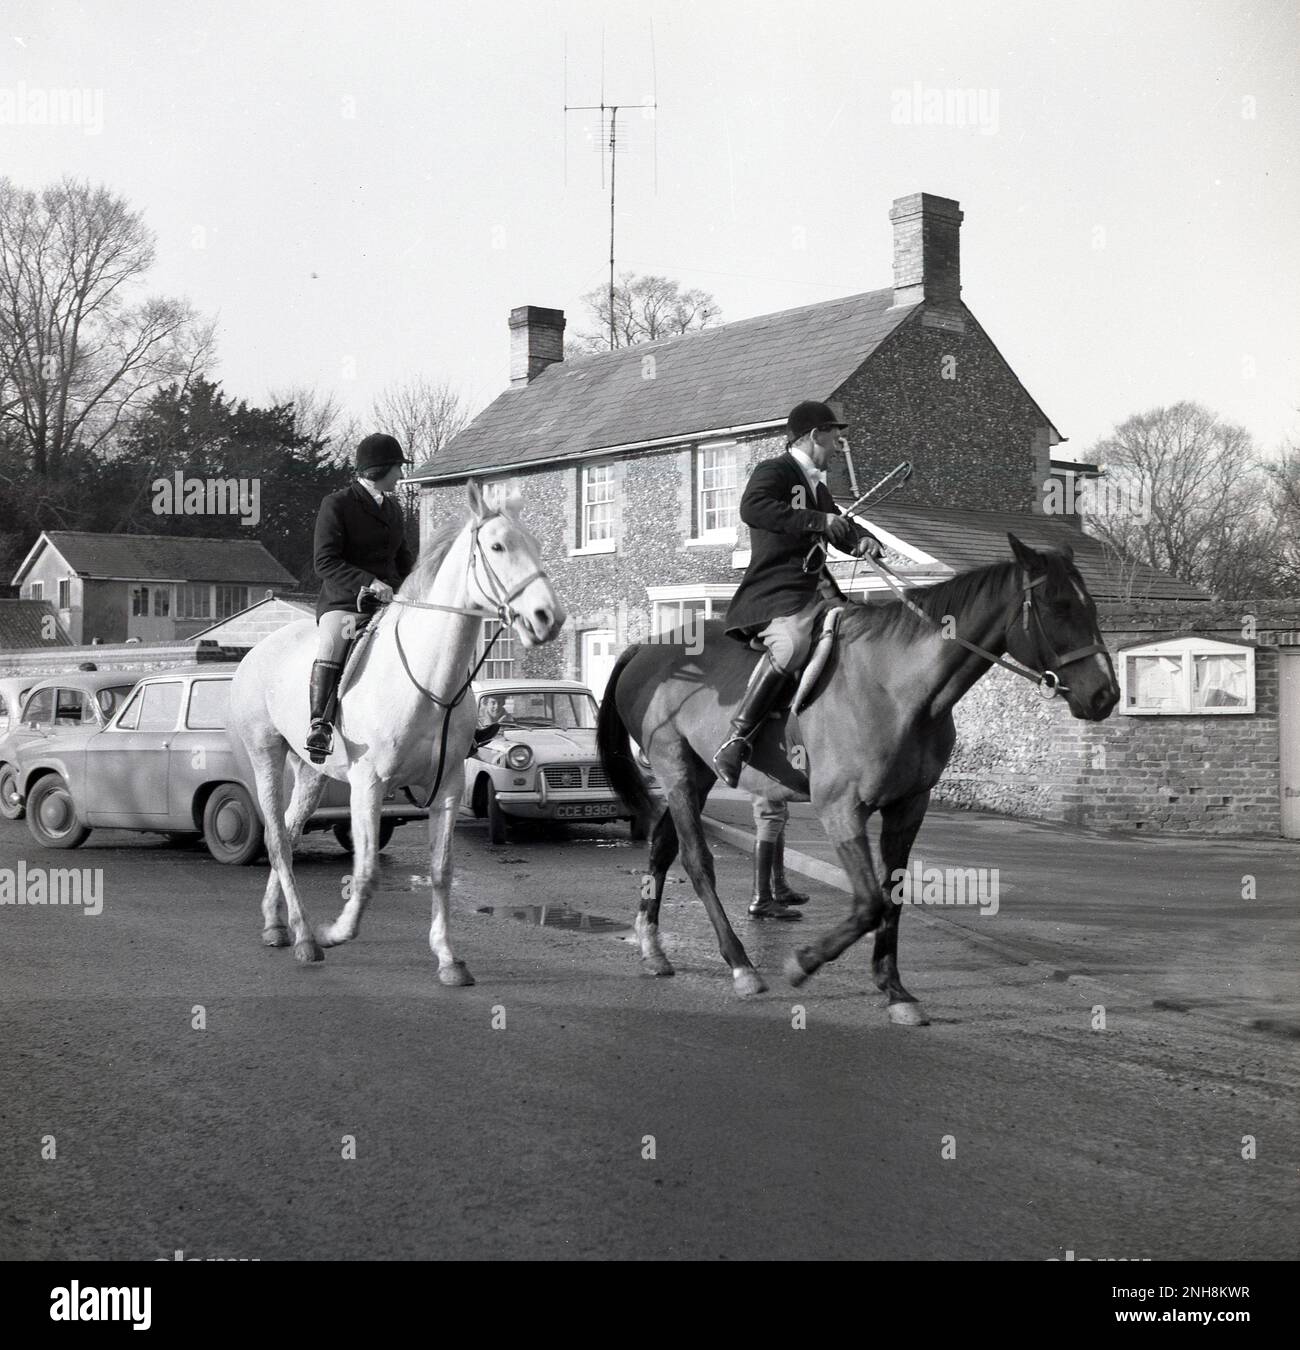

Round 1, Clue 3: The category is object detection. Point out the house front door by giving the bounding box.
[581,630,618,703]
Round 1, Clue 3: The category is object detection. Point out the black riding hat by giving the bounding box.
[786,400,847,446]
[355,432,407,473]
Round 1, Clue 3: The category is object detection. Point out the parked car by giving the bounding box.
[7,664,427,863]
[0,670,137,820]
[0,675,38,737]
[463,678,658,843]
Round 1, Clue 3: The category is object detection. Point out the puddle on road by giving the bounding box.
[475,903,631,935]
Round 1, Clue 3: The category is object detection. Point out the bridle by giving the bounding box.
[858,552,1108,698]
[355,509,550,808]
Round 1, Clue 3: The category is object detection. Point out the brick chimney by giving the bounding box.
[889,193,963,309]
[509,306,565,386]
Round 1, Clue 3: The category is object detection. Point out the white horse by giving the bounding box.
[229,481,564,982]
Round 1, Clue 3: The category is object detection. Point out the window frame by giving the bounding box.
[175,583,213,620]
[1118,636,1256,716]
[693,440,741,544]
[575,462,617,554]
[479,620,515,680]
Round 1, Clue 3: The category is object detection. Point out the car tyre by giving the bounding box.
[485,779,509,845]
[203,783,264,866]
[0,763,24,820]
[25,774,90,849]
[333,819,397,853]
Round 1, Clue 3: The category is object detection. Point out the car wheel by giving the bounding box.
[25,774,90,850]
[485,779,508,845]
[0,763,24,820]
[333,819,397,853]
[203,783,264,866]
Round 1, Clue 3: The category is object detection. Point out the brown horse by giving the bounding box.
[597,534,1119,1022]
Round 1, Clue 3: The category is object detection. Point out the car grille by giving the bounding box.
[586,765,610,790]
[542,765,583,790]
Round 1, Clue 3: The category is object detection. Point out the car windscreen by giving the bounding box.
[484,691,598,729]
[96,686,136,720]
[186,679,231,730]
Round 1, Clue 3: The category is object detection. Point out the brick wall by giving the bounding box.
[831,305,1049,515]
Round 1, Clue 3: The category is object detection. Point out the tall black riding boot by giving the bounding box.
[306,659,344,764]
[712,655,792,790]
[770,835,810,906]
[748,838,803,921]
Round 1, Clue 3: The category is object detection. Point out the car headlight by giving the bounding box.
[635,747,652,770]
[505,744,533,770]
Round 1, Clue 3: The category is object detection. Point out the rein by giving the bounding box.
[856,552,1106,698]
[358,510,549,810]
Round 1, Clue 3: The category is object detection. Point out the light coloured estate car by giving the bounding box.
[462,678,657,843]
[0,675,38,736]
[0,670,137,820]
[7,664,426,863]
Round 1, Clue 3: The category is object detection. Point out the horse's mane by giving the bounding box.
[838,559,1021,643]
[398,486,535,599]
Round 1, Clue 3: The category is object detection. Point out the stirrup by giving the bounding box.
[306,720,334,764]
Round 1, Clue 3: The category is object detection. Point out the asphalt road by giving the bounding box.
[0,809,1295,1261]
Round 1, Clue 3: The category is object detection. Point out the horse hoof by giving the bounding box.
[784,952,813,987]
[439,960,476,987]
[642,952,675,977]
[888,1001,929,1026]
[315,923,349,948]
[733,967,767,998]
[261,926,290,947]
[294,938,324,965]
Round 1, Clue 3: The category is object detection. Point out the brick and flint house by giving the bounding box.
[410,191,1202,691]
[410,191,1300,838]
[10,532,298,645]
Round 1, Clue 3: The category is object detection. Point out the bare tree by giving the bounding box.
[370,375,469,467]
[1261,432,1300,594]
[0,177,212,476]
[268,385,360,466]
[1083,402,1280,599]
[569,271,722,353]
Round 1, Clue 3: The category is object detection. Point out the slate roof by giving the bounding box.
[853,503,1210,602]
[413,289,921,480]
[13,533,297,587]
[0,599,73,651]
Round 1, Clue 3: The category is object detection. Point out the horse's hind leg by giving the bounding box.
[660,752,764,998]
[248,737,322,964]
[317,769,384,947]
[637,809,678,976]
[872,790,930,1025]
[261,755,328,945]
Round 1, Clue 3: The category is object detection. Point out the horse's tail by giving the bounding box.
[597,645,657,822]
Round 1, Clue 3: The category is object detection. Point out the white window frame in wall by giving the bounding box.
[479,619,515,679]
[29,582,43,601]
[58,577,71,609]
[688,440,741,546]
[1118,636,1256,716]
[573,462,617,555]
[646,583,736,636]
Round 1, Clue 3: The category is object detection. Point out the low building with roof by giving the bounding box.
[9,532,298,646]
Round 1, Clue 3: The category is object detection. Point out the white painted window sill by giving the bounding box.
[731,550,751,569]
[685,533,737,549]
[569,539,616,556]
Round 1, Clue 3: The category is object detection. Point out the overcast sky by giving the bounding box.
[2,0,1296,460]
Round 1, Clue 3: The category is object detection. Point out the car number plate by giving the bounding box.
[555,804,610,818]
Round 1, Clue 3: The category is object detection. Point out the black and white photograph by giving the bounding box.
[0,0,1295,1317]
